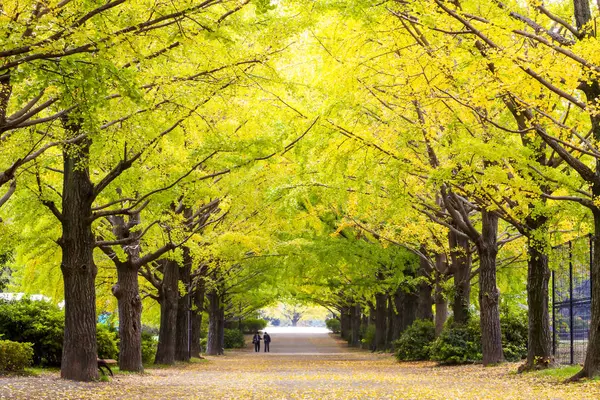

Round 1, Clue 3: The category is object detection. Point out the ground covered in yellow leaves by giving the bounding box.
[1,331,599,399]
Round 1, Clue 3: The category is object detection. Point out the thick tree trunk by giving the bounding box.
[206,289,223,356]
[113,263,143,371]
[523,243,552,369]
[477,210,504,365]
[386,295,395,346]
[190,279,205,357]
[340,306,351,341]
[374,292,387,351]
[401,290,418,332]
[434,270,448,336]
[449,230,472,325]
[59,134,98,381]
[350,304,361,347]
[175,249,192,362]
[578,209,600,378]
[155,259,179,364]
[416,250,434,321]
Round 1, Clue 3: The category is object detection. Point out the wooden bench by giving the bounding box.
[97,358,117,377]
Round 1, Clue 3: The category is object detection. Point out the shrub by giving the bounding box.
[361,325,376,350]
[0,299,63,366]
[141,331,157,364]
[223,328,245,349]
[0,340,34,372]
[325,318,341,333]
[96,324,119,360]
[429,318,482,364]
[240,318,267,334]
[501,311,528,362]
[394,319,436,361]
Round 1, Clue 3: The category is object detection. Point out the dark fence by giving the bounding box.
[550,235,592,365]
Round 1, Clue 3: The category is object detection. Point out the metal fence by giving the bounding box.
[550,235,592,365]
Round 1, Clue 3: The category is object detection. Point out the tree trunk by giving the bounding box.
[523,242,552,369]
[113,262,143,371]
[155,259,179,364]
[350,304,361,347]
[477,210,503,365]
[375,292,387,351]
[206,289,222,356]
[578,209,600,378]
[190,278,205,357]
[59,133,98,381]
[450,230,472,325]
[434,270,448,336]
[175,249,192,362]
[386,295,394,346]
[401,290,418,332]
[416,249,434,321]
[340,306,351,341]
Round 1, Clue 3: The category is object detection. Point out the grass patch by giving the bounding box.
[531,365,582,380]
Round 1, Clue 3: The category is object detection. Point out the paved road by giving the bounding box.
[250,327,351,354]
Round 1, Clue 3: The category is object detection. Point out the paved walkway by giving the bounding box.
[1,328,599,399]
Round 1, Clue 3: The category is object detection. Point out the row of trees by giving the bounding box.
[3,0,600,383]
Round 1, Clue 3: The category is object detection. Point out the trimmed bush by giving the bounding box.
[394,319,436,361]
[501,311,528,362]
[325,318,341,333]
[0,299,63,366]
[361,325,376,350]
[141,331,157,364]
[97,324,119,360]
[429,318,482,364]
[240,318,267,334]
[224,328,245,349]
[0,340,34,372]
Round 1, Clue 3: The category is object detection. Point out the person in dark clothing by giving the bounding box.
[252,331,262,352]
[263,332,271,352]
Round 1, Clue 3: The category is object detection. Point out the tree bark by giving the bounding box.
[477,210,504,365]
[113,263,143,371]
[434,270,448,336]
[340,306,351,341]
[416,249,434,321]
[190,278,205,357]
[449,230,472,325]
[206,288,223,356]
[524,243,552,368]
[155,259,179,364]
[350,303,361,347]
[59,133,98,381]
[374,292,387,351]
[174,248,192,362]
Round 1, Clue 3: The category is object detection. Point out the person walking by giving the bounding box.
[252,331,262,352]
[263,332,271,353]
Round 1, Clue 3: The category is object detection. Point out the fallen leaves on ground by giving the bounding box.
[1,352,599,399]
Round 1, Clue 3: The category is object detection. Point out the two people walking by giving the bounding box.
[252,331,271,352]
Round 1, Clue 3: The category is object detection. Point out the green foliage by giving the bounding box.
[325,318,341,333]
[0,299,63,366]
[224,329,246,349]
[361,325,376,349]
[394,319,436,361]
[96,324,119,360]
[240,318,268,334]
[0,340,34,372]
[501,311,528,362]
[141,331,158,364]
[429,319,482,364]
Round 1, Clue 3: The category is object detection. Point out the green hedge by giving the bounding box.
[325,318,341,333]
[240,318,267,334]
[224,328,245,349]
[0,299,63,366]
[141,331,158,364]
[394,319,436,361]
[0,340,34,372]
[429,318,482,364]
[97,324,119,360]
